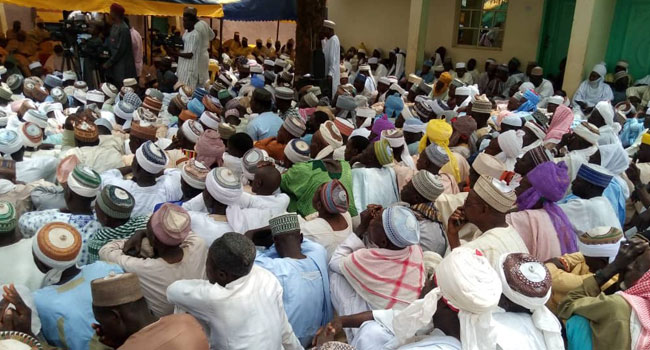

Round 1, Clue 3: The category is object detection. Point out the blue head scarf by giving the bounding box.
[385,95,404,119]
[516,89,540,112]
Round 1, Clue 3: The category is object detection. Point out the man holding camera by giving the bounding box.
[103,3,136,88]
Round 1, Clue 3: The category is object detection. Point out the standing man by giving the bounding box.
[185,7,215,87]
[125,18,143,77]
[322,20,340,99]
[104,4,137,89]
[174,11,201,88]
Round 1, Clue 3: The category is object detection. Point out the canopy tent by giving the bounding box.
[222,0,296,21]
[0,0,235,17]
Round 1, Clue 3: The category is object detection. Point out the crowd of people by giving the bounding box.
[0,4,650,350]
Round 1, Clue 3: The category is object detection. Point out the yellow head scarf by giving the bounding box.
[418,120,460,182]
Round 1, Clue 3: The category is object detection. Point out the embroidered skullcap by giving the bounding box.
[0,201,16,233]
[172,94,189,110]
[284,139,310,164]
[73,121,98,143]
[181,119,204,144]
[424,143,450,167]
[218,122,236,140]
[407,74,422,85]
[206,167,243,205]
[179,109,197,122]
[114,101,135,120]
[66,164,101,198]
[188,98,205,116]
[130,120,157,141]
[50,86,67,104]
[275,87,294,101]
[96,185,134,219]
[32,222,82,270]
[412,170,444,202]
[181,159,210,190]
[374,139,394,166]
[0,84,12,101]
[62,70,77,81]
[0,129,22,155]
[302,92,318,107]
[577,226,624,262]
[195,129,225,167]
[44,74,63,88]
[527,145,552,167]
[283,116,307,137]
[123,78,137,88]
[472,153,505,179]
[135,141,168,174]
[332,117,353,137]
[151,203,191,246]
[91,272,144,307]
[472,94,492,114]
[474,176,516,213]
[142,96,162,114]
[86,90,105,104]
[576,163,613,189]
[101,83,118,98]
[319,179,349,214]
[269,213,301,236]
[24,109,48,129]
[20,122,43,147]
[202,95,222,114]
[573,121,600,145]
[6,74,23,92]
[524,121,546,140]
[382,206,420,248]
[242,148,269,181]
[133,107,158,124]
[123,92,142,108]
[192,87,208,101]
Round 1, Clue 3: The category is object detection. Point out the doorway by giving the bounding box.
[537,0,576,88]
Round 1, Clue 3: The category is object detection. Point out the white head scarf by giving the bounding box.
[388,247,502,349]
[495,130,524,171]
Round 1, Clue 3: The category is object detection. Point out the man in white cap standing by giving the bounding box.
[321,19,340,99]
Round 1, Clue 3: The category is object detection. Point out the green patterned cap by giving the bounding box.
[0,201,16,233]
[96,185,135,219]
[269,213,300,236]
[374,139,394,166]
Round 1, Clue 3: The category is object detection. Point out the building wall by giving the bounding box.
[582,0,617,78]
[3,4,33,32]
[424,0,544,67]
[327,0,410,53]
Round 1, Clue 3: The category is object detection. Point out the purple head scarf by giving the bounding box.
[371,116,395,142]
[517,161,577,254]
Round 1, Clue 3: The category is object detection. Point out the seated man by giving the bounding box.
[247,88,283,141]
[167,232,302,349]
[447,175,528,265]
[86,185,149,264]
[0,201,44,290]
[572,64,613,117]
[222,132,254,179]
[254,116,306,162]
[228,162,290,233]
[329,205,424,342]
[19,164,103,265]
[350,139,398,210]
[588,101,618,146]
[400,170,447,255]
[100,203,207,317]
[101,141,183,216]
[282,121,357,217]
[557,238,649,350]
[250,213,332,346]
[165,119,204,167]
[559,163,621,232]
[33,222,123,349]
[182,167,242,245]
[91,272,209,349]
[0,128,58,184]
[300,179,354,260]
[545,226,624,314]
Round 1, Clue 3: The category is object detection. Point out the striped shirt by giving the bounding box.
[177,29,200,87]
[86,215,149,264]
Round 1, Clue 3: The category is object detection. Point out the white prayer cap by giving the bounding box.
[547,95,564,105]
[455,86,471,95]
[0,129,22,155]
[323,20,336,29]
[29,61,42,70]
[595,100,614,126]
[135,140,168,174]
[206,167,243,205]
[62,70,77,81]
[455,62,466,69]
[389,83,406,96]
[181,119,204,144]
[378,77,390,85]
[355,107,376,119]
[350,127,371,139]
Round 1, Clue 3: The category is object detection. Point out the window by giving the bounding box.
[455,0,508,48]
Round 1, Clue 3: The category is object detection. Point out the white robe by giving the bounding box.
[182,195,235,246]
[558,196,621,233]
[351,167,399,211]
[194,20,216,87]
[323,34,341,98]
[227,191,290,233]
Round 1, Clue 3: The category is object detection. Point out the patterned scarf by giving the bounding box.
[619,270,650,350]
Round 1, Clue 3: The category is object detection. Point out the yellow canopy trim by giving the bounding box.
[1,0,226,17]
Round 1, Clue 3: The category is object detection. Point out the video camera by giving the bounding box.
[150,29,184,50]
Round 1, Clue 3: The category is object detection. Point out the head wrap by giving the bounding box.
[598,143,629,175]
[315,121,344,160]
[389,247,502,348]
[381,206,420,248]
[67,165,101,198]
[269,213,300,236]
[181,119,204,144]
[319,179,349,214]
[412,170,444,202]
[370,116,395,142]
[33,222,82,286]
[517,161,576,253]
[433,72,452,96]
[96,185,134,220]
[577,226,624,262]
[151,203,191,246]
[573,121,600,145]
[195,129,225,168]
[385,95,404,119]
[516,89,540,112]
[496,253,563,349]
[474,176,516,213]
[21,122,43,148]
[0,129,22,155]
[0,201,16,233]
[206,167,243,205]
[91,272,144,307]
[24,110,48,129]
[576,163,613,189]
[495,130,524,170]
[544,105,574,142]
[381,129,416,169]
[135,141,168,174]
[595,101,614,127]
[418,120,459,181]
[284,139,311,164]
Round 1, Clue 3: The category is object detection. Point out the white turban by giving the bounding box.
[315,121,344,160]
[593,63,607,78]
[496,253,564,350]
[573,122,600,145]
[595,101,614,127]
[385,247,502,348]
[495,129,524,171]
[547,95,564,105]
